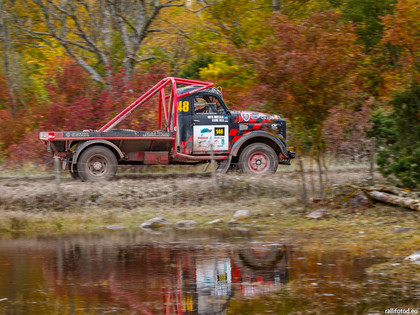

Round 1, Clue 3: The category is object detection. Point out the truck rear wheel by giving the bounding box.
[78,146,117,181]
[68,162,80,180]
[239,143,278,174]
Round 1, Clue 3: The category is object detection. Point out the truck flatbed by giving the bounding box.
[40,130,174,141]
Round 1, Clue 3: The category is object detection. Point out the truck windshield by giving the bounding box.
[193,95,225,114]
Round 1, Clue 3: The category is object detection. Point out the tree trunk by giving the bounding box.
[0,0,24,115]
[366,191,420,211]
[272,0,280,12]
[316,157,324,199]
[369,137,375,185]
[296,155,308,205]
[309,155,315,195]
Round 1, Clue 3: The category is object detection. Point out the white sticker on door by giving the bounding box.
[193,125,229,152]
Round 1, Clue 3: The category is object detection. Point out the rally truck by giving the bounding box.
[40,77,295,181]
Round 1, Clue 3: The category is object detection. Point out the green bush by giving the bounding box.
[372,85,420,188]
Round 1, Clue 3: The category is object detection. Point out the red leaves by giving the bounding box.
[42,60,169,132]
[254,11,364,130]
[2,58,169,164]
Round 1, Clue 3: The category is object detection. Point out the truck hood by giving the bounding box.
[230,111,285,124]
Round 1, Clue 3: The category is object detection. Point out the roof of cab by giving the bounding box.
[177,85,221,97]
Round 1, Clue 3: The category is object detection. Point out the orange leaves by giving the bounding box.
[382,0,420,47]
[381,0,420,85]
[254,11,364,129]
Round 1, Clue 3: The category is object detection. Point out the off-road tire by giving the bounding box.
[239,143,278,174]
[78,146,117,182]
[68,161,81,180]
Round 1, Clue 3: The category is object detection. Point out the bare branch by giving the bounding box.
[185,5,208,14]
[66,2,110,68]
[157,18,201,46]
[12,21,96,52]
[7,0,186,82]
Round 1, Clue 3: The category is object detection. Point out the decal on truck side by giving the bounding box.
[193,125,229,152]
[177,100,190,112]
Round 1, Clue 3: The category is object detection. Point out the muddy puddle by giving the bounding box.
[0,228,418,314]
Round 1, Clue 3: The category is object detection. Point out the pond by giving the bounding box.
[0,228,418,314]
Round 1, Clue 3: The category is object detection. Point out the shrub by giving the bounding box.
[373,85,420,188]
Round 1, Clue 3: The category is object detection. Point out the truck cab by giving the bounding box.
[40,77,294,181]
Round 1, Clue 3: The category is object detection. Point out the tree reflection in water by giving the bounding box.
[0,229,411,314]
[47,243,290,314]
[0,230,290,314]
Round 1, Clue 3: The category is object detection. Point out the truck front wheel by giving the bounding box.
[77,146,118,181]
[239,143,278,174]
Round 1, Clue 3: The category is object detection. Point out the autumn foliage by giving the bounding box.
[2,59,169,165]
[0,0,419,186]
[254,12,363,129]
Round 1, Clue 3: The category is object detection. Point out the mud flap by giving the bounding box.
[216,155,232,173]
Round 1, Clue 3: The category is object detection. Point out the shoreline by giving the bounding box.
[0,171,419,279]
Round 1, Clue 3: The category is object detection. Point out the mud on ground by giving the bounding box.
[0,168,373,211]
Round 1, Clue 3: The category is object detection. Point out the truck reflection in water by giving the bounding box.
[1,231,399,314]
[43,240,290,314]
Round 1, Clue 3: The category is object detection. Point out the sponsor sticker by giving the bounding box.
[241,113,250,122]
[193,125,229,151]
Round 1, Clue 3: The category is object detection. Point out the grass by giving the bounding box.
[0,162,419,271]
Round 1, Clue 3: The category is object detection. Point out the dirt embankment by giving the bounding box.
[0,172,289,211]
[0,168,373,211]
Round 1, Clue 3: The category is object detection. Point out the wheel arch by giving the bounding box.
[231,131,287,160]
[71,140,124,171]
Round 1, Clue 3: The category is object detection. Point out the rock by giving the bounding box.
[105,225,127,230]
[206,219,223,225]
[140,217,171,229]
[175,220,197,229]
[311,198,322,203]
[391,227,413,234]
[306,209,330,219]
[404,251,420,265]
[228,219,239,226]
[233,210,251,219]
[232,227,249,233]
[344,192,370,208]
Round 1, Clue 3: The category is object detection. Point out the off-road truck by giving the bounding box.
[40,77,295,181]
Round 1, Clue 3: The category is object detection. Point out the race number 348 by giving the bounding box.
[215,127,225,136]
[178,101,189,112]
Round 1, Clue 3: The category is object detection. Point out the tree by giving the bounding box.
[185,0,273,107]
[255,12,363,129]
[190,0,343,107]
[341,0,397,52]
[8,0,183,84]
[254,11,365,198]
[0,0,26,115]
[381,0,420,89]
[373,85,420,188]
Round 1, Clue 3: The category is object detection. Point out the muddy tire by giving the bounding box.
[78,146,118,182]
[239,143,278,174]
[68,162,81,180]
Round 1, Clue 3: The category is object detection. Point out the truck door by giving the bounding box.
[176,96,194,154]
[190,93,230,154]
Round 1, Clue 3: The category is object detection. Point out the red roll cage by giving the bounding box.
[99,77,214,133]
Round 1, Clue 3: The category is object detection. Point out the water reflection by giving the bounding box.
[0,230,290,314]
[0,229,416,314]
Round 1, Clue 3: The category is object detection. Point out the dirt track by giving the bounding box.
[0,168,374,211]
